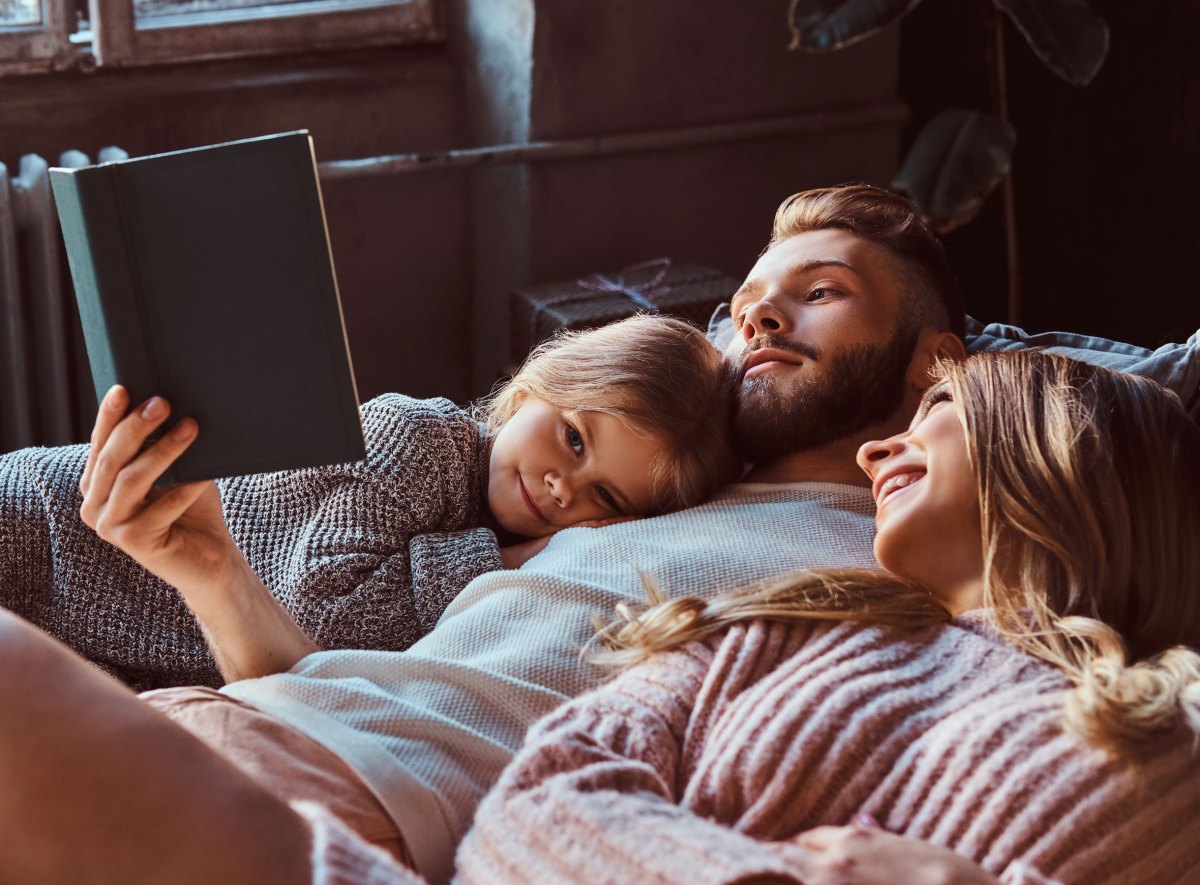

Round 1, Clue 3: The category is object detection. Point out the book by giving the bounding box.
[50,130,366,484]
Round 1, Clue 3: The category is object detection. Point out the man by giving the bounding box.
[0,185,1160,884]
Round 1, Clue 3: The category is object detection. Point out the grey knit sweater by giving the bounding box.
[0,394,500,690]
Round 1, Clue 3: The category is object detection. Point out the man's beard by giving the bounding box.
[732,324,919,464]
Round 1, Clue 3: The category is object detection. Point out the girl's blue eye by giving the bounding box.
[565,423,584,455]
[597,486,619,513]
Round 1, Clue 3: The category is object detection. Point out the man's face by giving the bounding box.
[726,229,919,464]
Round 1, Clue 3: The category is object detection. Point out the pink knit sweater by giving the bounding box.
[448,612,1200,884]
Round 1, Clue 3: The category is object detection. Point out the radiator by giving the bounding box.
[0,146,126,452]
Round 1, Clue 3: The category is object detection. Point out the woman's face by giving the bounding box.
[856,383,985,615]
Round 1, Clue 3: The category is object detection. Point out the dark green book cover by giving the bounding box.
[50,130,365,484]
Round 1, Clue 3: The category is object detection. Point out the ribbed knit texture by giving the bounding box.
[293,800,426,885]
[0,394,497,690]
[454,614,1200,885]
[222,481,878,883]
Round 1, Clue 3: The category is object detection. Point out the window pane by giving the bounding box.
[0,0,43,28]
[133,0,399,20]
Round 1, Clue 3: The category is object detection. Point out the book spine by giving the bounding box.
[51,167,171,480]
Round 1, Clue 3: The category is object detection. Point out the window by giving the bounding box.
[0,0,438,73]
[0,1,75,72]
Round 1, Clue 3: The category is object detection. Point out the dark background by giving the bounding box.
[1,0,1196,445]
[902,0,1200,347]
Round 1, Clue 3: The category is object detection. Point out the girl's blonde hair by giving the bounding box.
[479,314,739,514]
[599,350,1200,755]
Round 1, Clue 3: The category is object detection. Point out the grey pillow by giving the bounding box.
[707,304,1200,421]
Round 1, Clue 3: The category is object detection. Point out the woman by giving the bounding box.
[440,350,1200,884]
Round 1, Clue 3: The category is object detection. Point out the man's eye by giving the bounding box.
[565,423,584,455]
[806,287,831,302]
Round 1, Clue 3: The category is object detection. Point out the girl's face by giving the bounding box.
[856,383,985,615]
[487,396,667,539]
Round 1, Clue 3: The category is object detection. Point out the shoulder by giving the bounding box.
[358,394,486,466]
[360,393,474,427]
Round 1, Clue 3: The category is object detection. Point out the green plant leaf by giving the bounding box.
[993,0,1109,85]
[891,109,1017,234]
[787,0,924,51]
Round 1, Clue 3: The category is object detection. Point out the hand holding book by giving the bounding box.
[80,384,320,682]
[52,131,365,485]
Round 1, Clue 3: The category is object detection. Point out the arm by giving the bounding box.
[80,386,318,682]
[219,393,493,652]
[454,638,819,885]
[409,528,504,630]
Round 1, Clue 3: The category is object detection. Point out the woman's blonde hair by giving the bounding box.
[478,314,739,514]
[599,350,1200,755]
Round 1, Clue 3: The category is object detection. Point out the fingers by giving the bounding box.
[81,400,198,537]
[81,394,173,527]
[788,825,881,884]
[574,515,639,529]
[107,480,212,547]
[793,825,853,851]
[81,385,129,496]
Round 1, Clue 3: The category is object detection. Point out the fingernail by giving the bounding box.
[855,813,880,828]
[104,385,124,409]
[172,419,196,442]
[141,397,166,420]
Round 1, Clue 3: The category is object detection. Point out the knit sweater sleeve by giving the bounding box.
[220,394,490,653]
[452,637,815,885]
[409,528,503,632]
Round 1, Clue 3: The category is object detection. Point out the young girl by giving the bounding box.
[447,350,1200,885]
[0,313,737,689]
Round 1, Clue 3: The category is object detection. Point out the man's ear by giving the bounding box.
[905,330,967,390]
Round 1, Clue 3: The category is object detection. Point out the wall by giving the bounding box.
[899,0,1200,348]
[1,0,903,427]
[460,0,904,392]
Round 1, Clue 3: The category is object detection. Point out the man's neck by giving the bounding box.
[743,436,873,487]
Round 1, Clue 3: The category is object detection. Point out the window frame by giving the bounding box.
[0,0,76,74]
[0,0,440,74]
[89,0,439,67]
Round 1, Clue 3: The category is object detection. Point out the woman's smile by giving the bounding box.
[873,469,926,509]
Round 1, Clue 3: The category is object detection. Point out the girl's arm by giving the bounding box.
[80,386,318,681]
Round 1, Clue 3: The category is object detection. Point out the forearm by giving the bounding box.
[460,776,812,884]
[457,641,815,883]
[178,552,320,683]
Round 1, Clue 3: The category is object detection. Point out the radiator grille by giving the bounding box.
[0,146,126,452]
